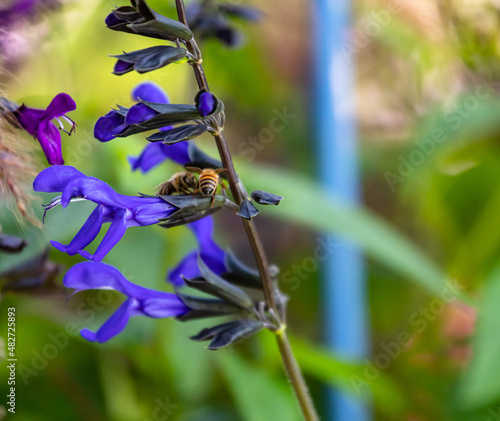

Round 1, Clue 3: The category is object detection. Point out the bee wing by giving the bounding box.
[186,166,203,174]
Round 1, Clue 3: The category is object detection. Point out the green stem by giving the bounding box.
[174,2,319,419]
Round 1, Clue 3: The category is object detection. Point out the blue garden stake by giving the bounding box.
[313,1,372,420]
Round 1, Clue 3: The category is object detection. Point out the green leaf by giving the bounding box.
[160,320,214,403]
[244,164,458,297]
[97,351,143,421]
[215,351,302,421]
[457,266,500,409]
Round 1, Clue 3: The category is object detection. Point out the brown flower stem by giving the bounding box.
[174,1,319,420]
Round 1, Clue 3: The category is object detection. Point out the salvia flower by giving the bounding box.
[63,261,189,342]
[169,216,226,287]
[94,81,167,143]
[2,93,76,165]
[95,81,191,173]
[33,166,177,262]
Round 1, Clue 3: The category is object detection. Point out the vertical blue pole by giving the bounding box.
[313,1,371,421]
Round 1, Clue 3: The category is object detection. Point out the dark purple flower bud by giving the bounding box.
[214,26,242,48]
[106,0,193,42]
[187,2,261,48]
[33,166,178,262]
[168,216,226,287]
[251,190,283,205]
[218,4,263,22]
[63,262,189,342]
[111,45,187,76]
[2,93,76,165]
[196,92,216,117]
[1,250,60,294]
[113,60,134,75]
[0,233,27,253]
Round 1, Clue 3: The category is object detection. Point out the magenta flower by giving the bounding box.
[64,262,189,342]
[33,166,177,262]
[11,93,76,165]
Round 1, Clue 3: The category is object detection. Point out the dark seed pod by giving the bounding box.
[106,0,193,41]
[111,45,187,75]
[251,190,283,205]
[237,199,260,220]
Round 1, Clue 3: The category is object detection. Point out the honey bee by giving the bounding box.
[186,167,227,206]
[156,171,198,196]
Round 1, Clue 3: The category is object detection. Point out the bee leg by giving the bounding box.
[192,186,199,197]
[210,194,216,208]
[218,180,228,198]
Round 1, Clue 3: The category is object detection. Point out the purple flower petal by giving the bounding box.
[13,105,44,136]
[113,60,134,75]
[132,81,169,104]
[125,103,158,125]
[129,141,190,173]
[168,250,198,286]
[168,216,226,286]
[84,209,128,262]
[42,93,76,121]
[191,217,226,275]
[105,12,125,27]
[81,298,135,343]
[50,206,103,256]
[94,110,127,142]
[33,165,85,192]
[59,174,120,208]
[36,119,63,165]
[63,262,189,342]
[65,262,178,300]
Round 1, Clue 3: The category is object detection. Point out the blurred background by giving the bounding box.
[1,0,500,420]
